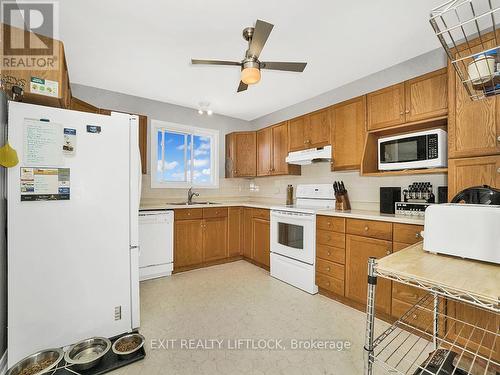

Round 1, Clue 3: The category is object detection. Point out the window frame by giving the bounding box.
[150,120,219,189]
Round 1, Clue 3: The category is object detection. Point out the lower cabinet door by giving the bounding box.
[243,208,253,258]
[227,207,243,257]
[174,219,203,268]
[203,217,228,262]
[252,218,270,267]
[345,234,393,314]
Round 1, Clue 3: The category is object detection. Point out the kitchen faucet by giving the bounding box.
[187,187,199,204]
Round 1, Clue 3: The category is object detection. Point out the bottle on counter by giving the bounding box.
[286,185,294,206]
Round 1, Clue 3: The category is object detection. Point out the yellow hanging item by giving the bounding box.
[0,142,19,168]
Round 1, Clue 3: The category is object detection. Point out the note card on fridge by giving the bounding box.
[23,119,63,166]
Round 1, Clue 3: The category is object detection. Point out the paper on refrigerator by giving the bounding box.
[23,119,63,166]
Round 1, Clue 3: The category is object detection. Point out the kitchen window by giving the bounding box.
[151,120,219,188]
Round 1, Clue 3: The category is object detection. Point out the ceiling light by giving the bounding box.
[207,109,213,116]
[241,67,261,85]
[198,109,203,115]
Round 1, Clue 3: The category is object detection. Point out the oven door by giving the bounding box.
[270,210,315,265]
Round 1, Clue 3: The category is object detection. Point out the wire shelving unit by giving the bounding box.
[430,0,500,100]
[363,244,499,375]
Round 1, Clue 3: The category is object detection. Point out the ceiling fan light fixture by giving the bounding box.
[241,67,261,85]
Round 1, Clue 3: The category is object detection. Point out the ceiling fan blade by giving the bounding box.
[260,62,307,72]
[191,59,241,66]
[247,20,274,58]
[237,81,248,92]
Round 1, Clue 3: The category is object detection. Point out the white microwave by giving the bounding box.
[378,129,447,171]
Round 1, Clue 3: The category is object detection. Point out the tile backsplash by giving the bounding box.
[141,162,447,210]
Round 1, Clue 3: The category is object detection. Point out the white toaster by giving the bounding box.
[423,204,500,264]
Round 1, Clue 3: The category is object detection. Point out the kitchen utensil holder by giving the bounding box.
[430,0,500,100]
[335,192,351,211]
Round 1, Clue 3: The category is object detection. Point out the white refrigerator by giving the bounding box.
[7,101,141,367]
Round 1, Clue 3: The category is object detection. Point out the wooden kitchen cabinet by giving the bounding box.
[288,116,307,151]
[70,97,100,113]
[257,122,301,177]
[271,122,300,175]
[203,217,228,262]
[329,96,366,171]
[367,69,448,131]
[257,127,272,176]
[252,217,270,268]
[225,132,257,177]
[448,155,500,200]
[228,207,243,257]
[345,234,393,314]
[174,219,204,268]
[367,83,406,130]
[288,109,330,151]
[243,208,253,258]
[448,38,500,158]
[2,24,71,109]
[405,68,448,122]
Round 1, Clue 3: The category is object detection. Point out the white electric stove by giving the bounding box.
[270,184,335,294]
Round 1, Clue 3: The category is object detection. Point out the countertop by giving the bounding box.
[140,199,425,225]
[376,242,500,309]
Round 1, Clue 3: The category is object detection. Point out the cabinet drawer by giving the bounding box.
[316,258,344,280]
[391,298,434,333]
[392,282,426,306]
[393,223,424,244]
[317,244,345,264]
[253,208,270,220]
[346,219,392,241]
[174,208,203,220]
[203,207,228,218]
[316,230,345,248]
[316,273,344,296]
[317,216,345,232]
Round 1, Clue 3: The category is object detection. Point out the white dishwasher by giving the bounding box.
[138,210,174,281]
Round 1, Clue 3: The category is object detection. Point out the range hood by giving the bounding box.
[286,145,332,166]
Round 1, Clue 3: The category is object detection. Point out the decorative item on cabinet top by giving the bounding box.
[430,0,500,100]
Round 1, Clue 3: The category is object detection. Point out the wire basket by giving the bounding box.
[430,0,500,100]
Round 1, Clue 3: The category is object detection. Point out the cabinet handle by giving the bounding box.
[497,136,500,142]
[326,267,331,272]
[405,109,410,114]
[187,212,191,216]
[364,226,369,231]
[386,250,391,255]
[497,168,500,174]
[415,232,421,239]
[327,221,331,226]
[327,251,331,256]
[400,111,404,115]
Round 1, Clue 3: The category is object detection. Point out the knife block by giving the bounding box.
[335,193,351,211]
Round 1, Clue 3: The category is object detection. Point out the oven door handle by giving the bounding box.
[271,210,314,221]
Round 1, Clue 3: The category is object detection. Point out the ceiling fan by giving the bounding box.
[191,19,307,92]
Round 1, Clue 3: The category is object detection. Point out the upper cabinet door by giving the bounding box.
[271,122,289,175]
[257,127,272,176]
[405,68,448,122]
[288,116,307,151]
[367,83,406,131]
[330,96,366,171]
[449,68,500,158]
[235,132,257,177]
[306,109,331,148]
[447,155,500,200]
